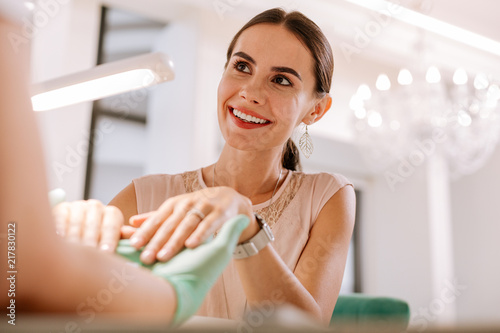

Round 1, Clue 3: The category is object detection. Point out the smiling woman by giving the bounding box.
[218,22,323,156]
[54,7,356,326]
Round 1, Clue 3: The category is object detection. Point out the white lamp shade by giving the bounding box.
[31,52,175,111]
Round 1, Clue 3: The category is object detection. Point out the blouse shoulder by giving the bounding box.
[304,172,353,192]
[256,171,352,228]
[298,172,353,226]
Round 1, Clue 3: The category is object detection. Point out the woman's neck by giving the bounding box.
[203,144,287,203]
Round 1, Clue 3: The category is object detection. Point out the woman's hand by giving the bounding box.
[126,186,259,265]
[52,200,128,252]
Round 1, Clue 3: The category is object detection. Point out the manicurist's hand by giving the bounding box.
[125,186,259,265]
[53,200,131,252]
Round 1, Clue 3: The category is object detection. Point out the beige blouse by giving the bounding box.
[133,169,352,320]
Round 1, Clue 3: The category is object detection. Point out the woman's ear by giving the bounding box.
[302,94,332,125]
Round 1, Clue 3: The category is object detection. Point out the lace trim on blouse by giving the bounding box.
[181,170,304,228]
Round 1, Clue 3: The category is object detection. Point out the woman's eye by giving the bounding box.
[235,62,250,73]
[274,76,292,86]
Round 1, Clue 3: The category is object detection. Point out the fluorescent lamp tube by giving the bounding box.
[343,0,500,57]
[31,52,174,112]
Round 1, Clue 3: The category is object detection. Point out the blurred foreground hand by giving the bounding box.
[52,200,126,252]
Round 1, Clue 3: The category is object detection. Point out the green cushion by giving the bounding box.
[330,294,410,331]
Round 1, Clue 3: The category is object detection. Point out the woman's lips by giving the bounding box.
[228,107,271,129]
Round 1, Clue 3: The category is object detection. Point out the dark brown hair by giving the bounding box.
[225,8,334,171]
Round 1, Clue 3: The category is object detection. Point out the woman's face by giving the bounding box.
[217,23,320,153]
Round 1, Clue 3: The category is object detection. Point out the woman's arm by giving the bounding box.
[234,185,356,325]
[109,182,138,225]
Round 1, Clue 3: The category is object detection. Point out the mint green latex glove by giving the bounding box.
[116,214,250,326]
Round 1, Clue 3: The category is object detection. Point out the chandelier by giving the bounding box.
[350,65,500,180]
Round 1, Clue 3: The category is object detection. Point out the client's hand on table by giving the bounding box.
[116,214,250,326]
[52,200,132,252]
[125,187,259,265]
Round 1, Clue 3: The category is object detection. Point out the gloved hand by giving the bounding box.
[116,214,250,326]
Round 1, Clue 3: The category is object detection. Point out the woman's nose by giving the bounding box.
[239,78,265,104]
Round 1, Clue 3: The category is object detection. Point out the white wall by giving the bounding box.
[146,15,199,174]
[32,0,101,201]
[146,7,242,174]
[451,144,500,325]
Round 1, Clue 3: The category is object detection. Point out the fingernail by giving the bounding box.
[185,237,199,248]
[129,216,138,226]
[141,250,155,264]
[157,248,172,261]
[129,236,143,247]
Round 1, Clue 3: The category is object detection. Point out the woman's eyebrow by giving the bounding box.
[271,66,302,81]
[233,51,256,65]
[233,51,302,81]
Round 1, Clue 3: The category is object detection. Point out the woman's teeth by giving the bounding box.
[232,108,269,124]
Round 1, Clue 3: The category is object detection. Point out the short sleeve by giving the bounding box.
[309,173,353,225]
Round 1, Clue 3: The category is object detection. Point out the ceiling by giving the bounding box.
[101,0,500,73]
[417,0,500,43]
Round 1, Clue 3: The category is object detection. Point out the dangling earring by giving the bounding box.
[299,124,313,158]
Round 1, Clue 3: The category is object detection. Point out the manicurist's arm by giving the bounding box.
[0,18,176,321]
